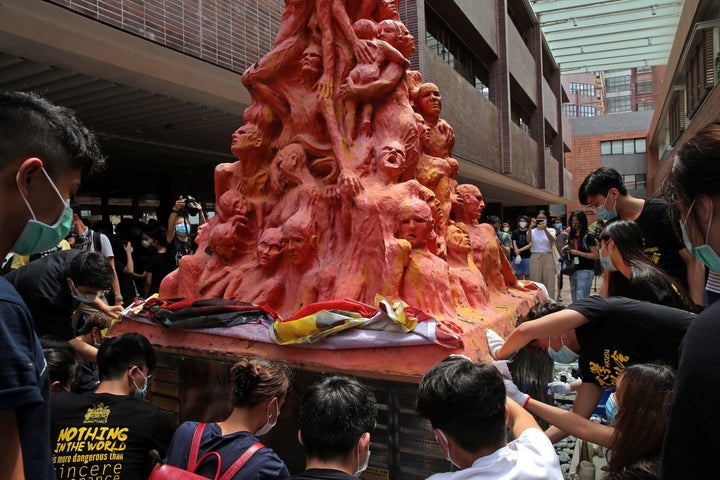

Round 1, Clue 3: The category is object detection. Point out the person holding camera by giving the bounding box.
[527,210,557,301]
[562,210,598,302]
[166,196,206,263]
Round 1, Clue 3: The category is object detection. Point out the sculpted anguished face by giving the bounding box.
[301,45,323,79]
[447,224,472,255]
[376,143,406,181]
[459,187,485,218]
[231,123,262,155]
[414,113,431,147]
[257,228,284,269]
[397,201,433,249]
[377,0,398,20]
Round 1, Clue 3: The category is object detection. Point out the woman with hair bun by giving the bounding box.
[164,355,292,479]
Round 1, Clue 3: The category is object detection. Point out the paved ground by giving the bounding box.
[555,273,604,306]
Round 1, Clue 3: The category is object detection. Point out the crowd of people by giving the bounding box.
[3,87,720,480]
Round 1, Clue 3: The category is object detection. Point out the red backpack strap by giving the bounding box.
[218,442,264,480]
[186,423,207,472]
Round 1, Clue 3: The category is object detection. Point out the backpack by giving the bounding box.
[149,423,264,480]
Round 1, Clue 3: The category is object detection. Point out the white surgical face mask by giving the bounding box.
[436,429,460,469]
[547,337,579,364]
[132,369,149,401]
[519,221,527,229]
[354,442,370,477]
[255,401,279,436]
[680,199,720,271]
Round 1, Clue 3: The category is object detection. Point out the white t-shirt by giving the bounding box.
[529,227,556,253]
[426,428,563,480]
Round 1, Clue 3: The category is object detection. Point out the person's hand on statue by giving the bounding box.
[504,379,531,408]
[486,329,505,359]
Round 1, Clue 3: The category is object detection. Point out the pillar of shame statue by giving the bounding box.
[160,0,542,350]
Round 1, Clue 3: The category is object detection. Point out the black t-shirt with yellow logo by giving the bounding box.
[568,296,694,388]
[51,392,176,479]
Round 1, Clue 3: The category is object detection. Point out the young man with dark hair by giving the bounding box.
[292,376,377,479]
[578,166,705,303]
[6,249,118,361]
[416,356,562,479]
[487,214,512,258]
[50,333,175,479]
[0,90,104,478]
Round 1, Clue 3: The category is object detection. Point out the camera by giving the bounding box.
[183,196,199,216]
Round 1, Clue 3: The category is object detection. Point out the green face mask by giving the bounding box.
[12,168,73,255]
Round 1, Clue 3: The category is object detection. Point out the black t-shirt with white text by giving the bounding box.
[512,229,531,258]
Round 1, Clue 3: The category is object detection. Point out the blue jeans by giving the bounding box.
[570,269,594,302]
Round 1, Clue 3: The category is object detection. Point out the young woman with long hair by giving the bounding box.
[562,210,598,301]
[599,219,696,311]
[508,364,674,479]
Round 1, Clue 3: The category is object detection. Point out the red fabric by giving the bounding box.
[281,298,380,322]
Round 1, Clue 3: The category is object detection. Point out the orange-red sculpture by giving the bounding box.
[159,0,540,342]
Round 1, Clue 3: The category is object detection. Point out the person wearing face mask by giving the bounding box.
[166,196,206,264]
[527,210,558,301]
[598,220,696,312]
[165,355,291,480]
[579,166,705,305]
[505,364,675,480]
[50,333,175,479]
[291,376,377,480]
[416,356,562,480]
[0,90,105,479]
[487,296,694,443]
[5,250,118,362]
[72,313,111,393]
[659,121,720,479]
[512,215,532,280]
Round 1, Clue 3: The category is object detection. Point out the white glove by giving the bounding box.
[486,329,505,359]
[514,255,522,265]
[492,360,512,381]
[504,379,530,407]
[547,381,572,395]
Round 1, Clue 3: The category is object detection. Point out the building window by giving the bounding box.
[600,138,647,155]
[563,104,577,116]
[607,95,632,113]
[606,75,631,93]
[579,105,596,117]
[637,100,654,111]
[622,174,647,190]
[636,81,652,95]
[569,82,595,96]
[425,11,490,99]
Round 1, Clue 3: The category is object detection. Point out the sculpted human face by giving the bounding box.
[398,202,433,249]
[283,223,316,267]
[447,225,472,254]
[231,124,261,155]
[301,46,322,78]
[377,143,405,181]
[377,0,398,20]
[257,229,284,269]
[460,188,484,218]
[418,84,442,117]
[415,114,431,146]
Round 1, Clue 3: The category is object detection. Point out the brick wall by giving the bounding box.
[46,0,284,73]
[566,129,649,217]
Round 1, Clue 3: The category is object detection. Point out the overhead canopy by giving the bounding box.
[531,0,684,73]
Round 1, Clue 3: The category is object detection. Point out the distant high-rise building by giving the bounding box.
[561,66,666,117]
